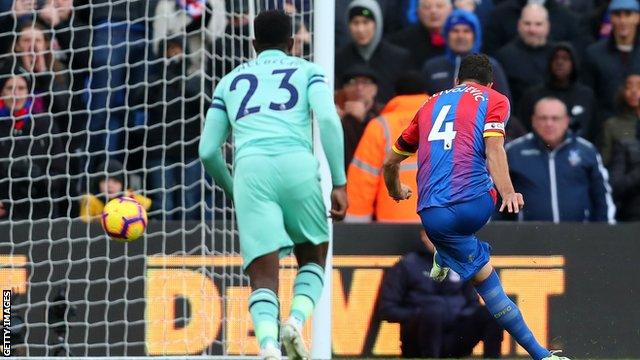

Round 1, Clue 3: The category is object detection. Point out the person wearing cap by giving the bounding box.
[335,0,411,103]
[421,9,511,98]
[79,160,151,223]
[387,0,452,70]
[0,70,66,220]
[336,64,385,168]
[584,0,640,119]
[345,72,428,223]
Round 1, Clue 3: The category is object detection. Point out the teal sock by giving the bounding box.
[290,263,325,325]
[248,288,280,349]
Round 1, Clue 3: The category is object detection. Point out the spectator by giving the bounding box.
[74,0,158,170]
[79,160,151,223]
[608,136,640,221]
[335,0,412,103]
[346,72,428,223]
[378,231,502,358]
[421,10,511,98]
[482,0,579,55]
[387,0,452,70]
[584,0,640,119]
[139,35,206,220]
[601,72,640,164]
[495,4,554,105]
[453,0,495,26]
[10,21,70,113]
[336,65,385,168]
[506,97,616,223]
[0,70,66,220]
[154,0,227,74]
[207,3,252,82]
[37,0,90,70]
[518,43,597,141]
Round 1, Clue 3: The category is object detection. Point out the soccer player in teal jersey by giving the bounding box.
[198,10,348,360]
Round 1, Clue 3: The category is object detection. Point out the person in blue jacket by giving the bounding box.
[505,97,616,223]
[378,232,502,358]
[421,9,511,99]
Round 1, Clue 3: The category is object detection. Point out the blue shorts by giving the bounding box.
[419,191,496,282]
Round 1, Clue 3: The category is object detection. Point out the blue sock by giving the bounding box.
[475,271,551,360]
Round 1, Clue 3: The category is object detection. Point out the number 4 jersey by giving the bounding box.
[211,49,330,162]
[392,82,510,211]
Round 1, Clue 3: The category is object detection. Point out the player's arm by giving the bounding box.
[199,95,234,200]
[484,95,523,213]
[383,113,419,202]
[485,136,522,213]
[307,69,347,220]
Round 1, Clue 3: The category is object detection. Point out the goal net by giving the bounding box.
[0,0,330,357]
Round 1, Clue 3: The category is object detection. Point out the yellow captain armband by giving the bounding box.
[392,144,415,156]
[483,131,505,138]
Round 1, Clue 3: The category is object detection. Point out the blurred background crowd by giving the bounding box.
[0,0,638,223]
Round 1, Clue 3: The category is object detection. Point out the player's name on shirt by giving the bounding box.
[431,84,487,102]
[237,57,301,70]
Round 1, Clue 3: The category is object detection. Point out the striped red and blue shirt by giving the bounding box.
[393,82,510,211]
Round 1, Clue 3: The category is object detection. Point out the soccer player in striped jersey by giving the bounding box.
[199,10,348,360]
[383,54,569,360]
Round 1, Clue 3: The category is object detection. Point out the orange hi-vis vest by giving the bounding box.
[346,94,428,223]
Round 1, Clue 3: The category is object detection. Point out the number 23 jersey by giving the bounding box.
[210,49,328,162]
[392,83,510,211]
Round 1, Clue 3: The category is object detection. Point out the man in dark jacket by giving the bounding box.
[378,232,502,358]
[482,0,579,55]
[335,0,412,103]
[421,10,511,98]
[518,43,597,142]
[496,4,554,106]
[387,0,451,70]
[506,97,616,223]
[583,0,640,119]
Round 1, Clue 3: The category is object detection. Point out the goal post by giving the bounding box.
[0,0,335,358]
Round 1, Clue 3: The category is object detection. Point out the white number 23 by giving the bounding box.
[428,105,457,150]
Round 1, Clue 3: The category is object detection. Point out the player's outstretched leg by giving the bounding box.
[473,264,570,360]
[281,242,328,360]
[246,253,282,360]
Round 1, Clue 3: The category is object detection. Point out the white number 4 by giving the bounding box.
[428,105,456,150]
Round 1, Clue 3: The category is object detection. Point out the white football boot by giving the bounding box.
[258,341,282,360]
[542,350,571,360]
[281,317,310,360]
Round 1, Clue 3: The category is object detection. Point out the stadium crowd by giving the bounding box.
[0,0,637,224]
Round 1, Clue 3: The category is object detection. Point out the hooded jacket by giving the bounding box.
[505,132,616,223]
[421,10,511,99]
[517,43,597,141]
[336,0,412,102]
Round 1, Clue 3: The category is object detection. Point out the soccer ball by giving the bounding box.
[101,197,148,242]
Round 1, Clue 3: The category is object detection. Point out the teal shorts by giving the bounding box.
[233,151,329,270]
